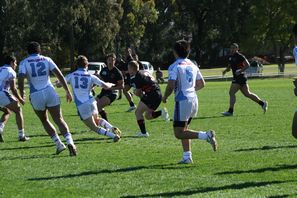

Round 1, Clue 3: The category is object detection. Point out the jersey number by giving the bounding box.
[74,76,88,89]
[30,62,46,77]
[186,67,193,83]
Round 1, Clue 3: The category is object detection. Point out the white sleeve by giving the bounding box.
[18,61,27,76]
[47,57,58,71]
[196,69,204,80]
[92,75,104,87]
[168,65,177,81]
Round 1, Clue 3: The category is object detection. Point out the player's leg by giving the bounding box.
[135,101,149,137]
[292,111,297,139]
[240,84,267,112]
[0,107,11,140]
[96,95,111,121]
[222,83,241,116]
[5,100,29,141]
[123,84,136,112]
[48,105,76,156]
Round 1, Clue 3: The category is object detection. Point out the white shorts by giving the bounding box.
[0,91,15,107]
[77,98,98,120]
[30,86,60,111]
[174,97,198,122]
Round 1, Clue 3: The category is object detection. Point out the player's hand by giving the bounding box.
[162,96,167,103]
[105,82,115,89]
[66,91,73,102]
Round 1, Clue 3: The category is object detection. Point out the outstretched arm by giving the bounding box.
[162,80,175,103]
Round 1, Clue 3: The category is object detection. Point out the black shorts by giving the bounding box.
[97,91,117,104]
[124,73,131,86]
[232,75,247,85]
[141,89,162,110]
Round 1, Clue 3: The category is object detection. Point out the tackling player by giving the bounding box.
[162,40,217,164]
[18,41,77,156]
[0,55,29,142]
[221,43,268,116]
[127,61,169,137]
[65,55,121,142]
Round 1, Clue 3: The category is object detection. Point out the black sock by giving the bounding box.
[99,110,108,121]
[228,108,234,113]
[187,117,193,125]
[137,119,146,133]
[129,102,135,107]
[152,111,161,118]
[258,101,264,106]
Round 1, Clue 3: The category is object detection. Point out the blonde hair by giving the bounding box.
[128,61,139,71]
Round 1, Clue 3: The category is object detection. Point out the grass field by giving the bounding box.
[1,78,297,197]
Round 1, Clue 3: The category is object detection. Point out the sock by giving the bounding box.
[18,129,25,138]
[187,117,193,125]
[63,132,74,145]
[99,110,108,121]
[137,119,146,134]
[197,131,208,140]
[97,127,115,138]
[183,151,192,159]
[99,118,113,130]
[152,111,161,118]
[228,108,234,113]
[51,134,63,147]
[258,101,264,106]
[129,102,135,107]
[0,122,4,128]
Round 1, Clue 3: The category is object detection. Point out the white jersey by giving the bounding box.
[168,58,203,101]
[19,54,57,93]
[293,46,297,65]
[65,68,105,106]
[0,65,16,92]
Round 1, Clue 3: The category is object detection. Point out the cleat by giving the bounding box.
[161,108,170,122]
[221,111,233,116]
[262,101,268,113]
[136,132,149,137]
[56,143,66,154]
[67,144,77,156]
[127,106,136,112]
[111,127,122,137]
[178,158,193,164]
[18,136,30,142]
[113,134,121,142]
[206,130,218,151]
[0,133,4,143]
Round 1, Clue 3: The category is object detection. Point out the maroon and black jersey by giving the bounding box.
[99,66,123,94]
[229,52,246,77]
[130,71,160,94]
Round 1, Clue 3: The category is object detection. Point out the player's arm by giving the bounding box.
[162,80,175,103]
[105,79,124,91]
[18,74,25,100]
[222,65,231,75]
[195,79,205,91]
[133,89,143,97]
[52,68,72,102]
[10,79,24,105]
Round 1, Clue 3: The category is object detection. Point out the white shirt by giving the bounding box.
[168,58,203,101]
[65,68,104,106]
[0,65,16,92]
[19,54,57,93]
[293,46,297,65]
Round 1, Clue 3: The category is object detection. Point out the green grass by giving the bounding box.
[1,78,297,197]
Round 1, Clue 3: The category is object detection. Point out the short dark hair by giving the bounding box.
[106,53,116,59]
[4,55,16,65]
[76,55,88,68]
[128,61,139,71]
[173,40,190,58]
[27,41,41,54]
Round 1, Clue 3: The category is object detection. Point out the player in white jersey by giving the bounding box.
[18,41,77,156]
[64,55,121,142]
[293,46,297,65]
[162,40,218,164]
[0,55,29,142]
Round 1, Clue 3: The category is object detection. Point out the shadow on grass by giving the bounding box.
[28,163,197,181]
[0,144,54,151]
[0,153,68,161]
[215,164,297,175]
[234,145,297,152]
[121,180,296,198]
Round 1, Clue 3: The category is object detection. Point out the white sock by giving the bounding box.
[99,119,113,130]
[18,129,25,138]
[51,134,63,147]
[63,132,74,145]
[183,151,192,159]
[0,122,4,128]
[97,127,115,138]
[197,131,208,140]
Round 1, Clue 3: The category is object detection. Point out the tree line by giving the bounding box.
[0,0,296,70]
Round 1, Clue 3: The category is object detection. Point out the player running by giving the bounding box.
[221,43,268,116]
[162,40,217,164]
[0,55,29,142]
[18,41,77,156]
[64,55,121,142]
[127,61,169,137]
